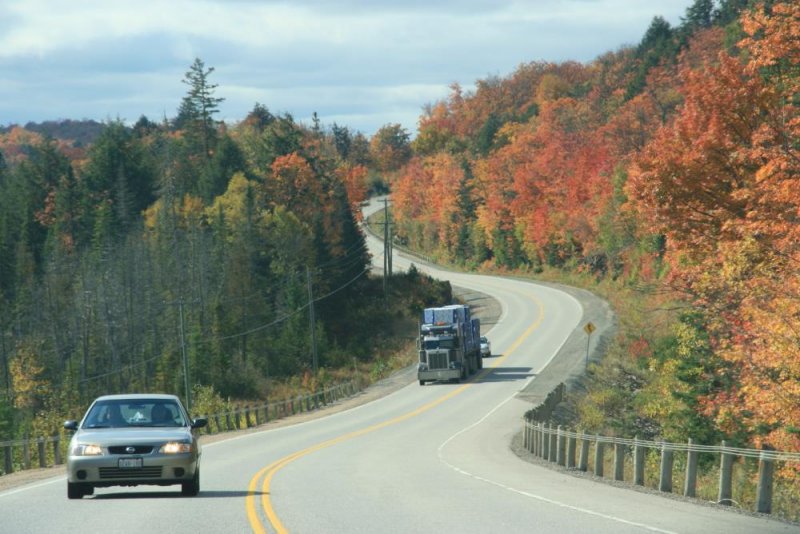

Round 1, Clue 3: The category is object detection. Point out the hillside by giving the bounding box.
[0,119,105,147]
[390,0,800,458]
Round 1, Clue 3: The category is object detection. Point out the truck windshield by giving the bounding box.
[423,338,456,350]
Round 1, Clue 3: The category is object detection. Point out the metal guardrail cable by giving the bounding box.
[524,420,800,462]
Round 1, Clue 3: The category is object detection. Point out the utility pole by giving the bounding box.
[166,297,195,412]
[383,197,389,298]
[177,298,192,412]
[307,267,318,374]
[382,197,393,304]
[388,202,393,276]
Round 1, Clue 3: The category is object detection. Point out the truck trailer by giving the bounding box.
[417,304,482,385]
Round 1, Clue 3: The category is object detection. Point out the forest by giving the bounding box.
[0,58,445,441]
[391,0,799,458]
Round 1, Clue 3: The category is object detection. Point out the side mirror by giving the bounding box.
[63,420,78,431]
[191,417,208,429]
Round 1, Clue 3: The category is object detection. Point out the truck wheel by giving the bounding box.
[419,380,425,386]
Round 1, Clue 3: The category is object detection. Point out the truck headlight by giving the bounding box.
[417,363,429,371]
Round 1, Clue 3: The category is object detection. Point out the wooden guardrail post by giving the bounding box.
[633,436,645,486]
[756,446,775,514]
[3,444,12,474]
[523,420,528,450]
[540,424,548,459]
[556,426,566,466]
[542,424,550,460]
[614,439,625,481]
[37,438,46,468]
[567,432,576,469]
[578,432,589,472]
[659,442,674,493]
[549,425,557,463]
[718,440,733,505]
[684,438,698,497]
[53,434,62,465]
[593,436,604,477]
[22,436,31,470]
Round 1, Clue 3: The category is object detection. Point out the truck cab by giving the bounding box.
[417,304,479,385]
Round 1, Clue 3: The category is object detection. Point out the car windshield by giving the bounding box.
[82,400,187,428]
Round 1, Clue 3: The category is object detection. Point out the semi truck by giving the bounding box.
[417,304,482,385]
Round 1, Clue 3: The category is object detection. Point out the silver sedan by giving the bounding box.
[63,393,207,499]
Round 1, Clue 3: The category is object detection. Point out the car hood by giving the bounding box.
[74,427,193,444]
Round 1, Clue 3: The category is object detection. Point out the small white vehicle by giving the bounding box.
[480,336,491,357]
[64,393,207,499]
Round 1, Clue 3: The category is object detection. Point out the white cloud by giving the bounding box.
[0,0,693,135]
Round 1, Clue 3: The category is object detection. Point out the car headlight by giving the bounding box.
[160,441,193,454]
[71,443,103,456]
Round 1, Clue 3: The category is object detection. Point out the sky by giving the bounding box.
[0,0,694,137]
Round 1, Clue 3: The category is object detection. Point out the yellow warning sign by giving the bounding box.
[584,322,596,335]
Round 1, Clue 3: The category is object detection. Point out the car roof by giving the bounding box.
[93,393,180,402]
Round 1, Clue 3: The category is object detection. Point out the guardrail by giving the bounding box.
[523,385,800,516]
[0,380,360,478]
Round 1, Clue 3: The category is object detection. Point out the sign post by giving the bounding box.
[583,322,596,366]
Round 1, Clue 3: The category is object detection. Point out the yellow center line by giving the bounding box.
[246,289,545,533]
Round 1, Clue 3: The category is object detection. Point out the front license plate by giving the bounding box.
[118,457,143,469]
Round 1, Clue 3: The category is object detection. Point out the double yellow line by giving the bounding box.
[245,382,469,533]
[246,291,544,533]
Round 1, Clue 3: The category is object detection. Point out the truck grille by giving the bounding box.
[428,352,448,370]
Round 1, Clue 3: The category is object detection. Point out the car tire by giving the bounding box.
[419,380,425,386]
[182,468,200,497]
[67,482,85,499]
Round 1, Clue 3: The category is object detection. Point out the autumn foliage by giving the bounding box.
[393,2,800,453]
[629,2,800,452]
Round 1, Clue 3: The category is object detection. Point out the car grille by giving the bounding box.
[99,466,163,479]
[109,445,154,454]
[428,352,448,370]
